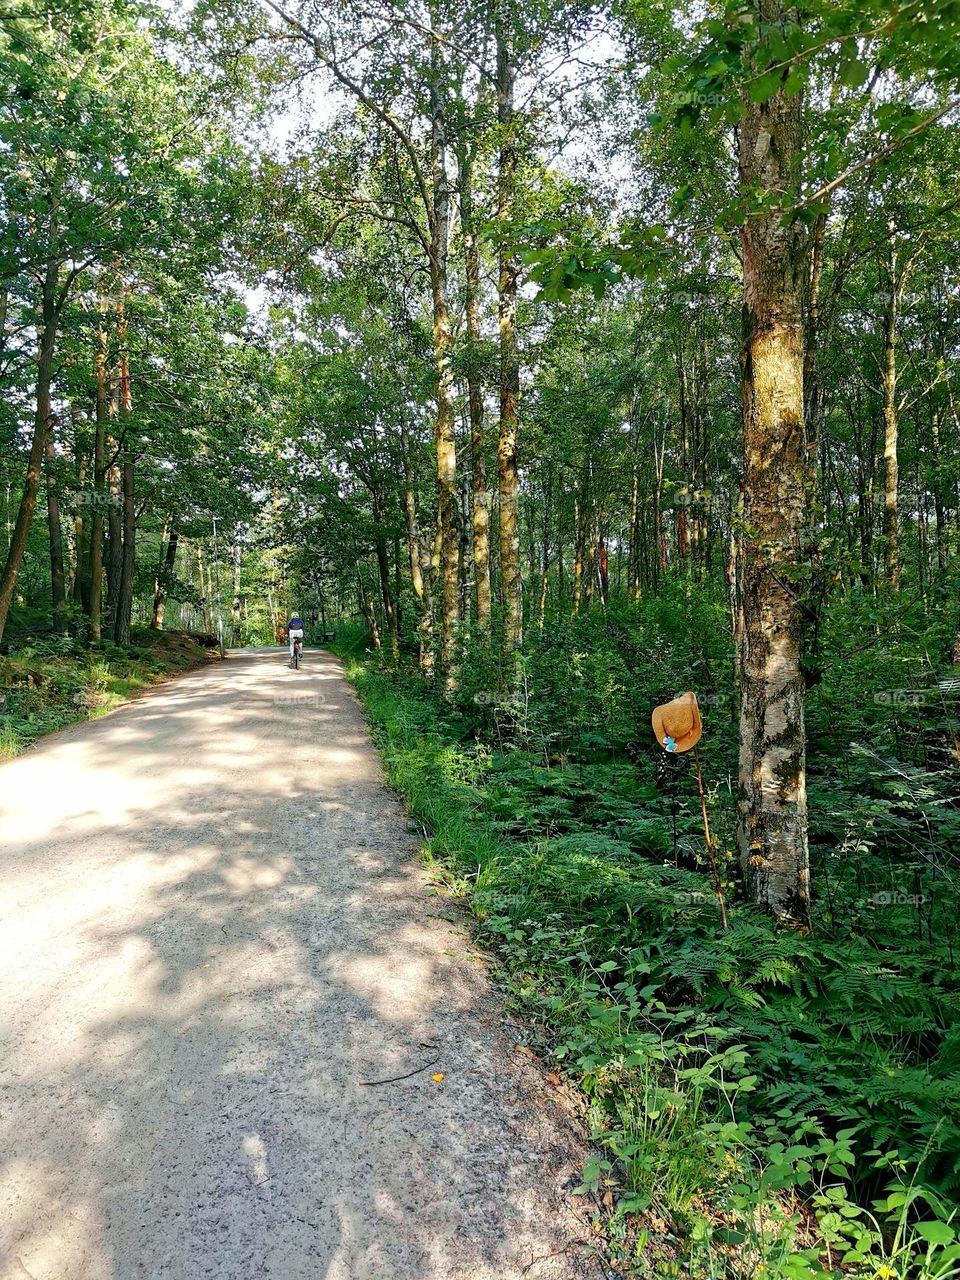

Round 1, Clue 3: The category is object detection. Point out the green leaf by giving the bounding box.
[916,1222,956,1246]
[838,55,869,89]
[748,69,782,103]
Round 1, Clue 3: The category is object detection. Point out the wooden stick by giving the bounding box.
[694,745,728,930]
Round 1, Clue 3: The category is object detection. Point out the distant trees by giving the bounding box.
[0,0,260,645]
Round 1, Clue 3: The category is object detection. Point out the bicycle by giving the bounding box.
[292,634,303,670]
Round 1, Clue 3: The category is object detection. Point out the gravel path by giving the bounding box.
[0,649,600,1280]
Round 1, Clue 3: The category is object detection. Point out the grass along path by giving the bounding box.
[339,648,960,1280]
[0,628,219,760]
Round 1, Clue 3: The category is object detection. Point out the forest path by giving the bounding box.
[0,649,599,1280]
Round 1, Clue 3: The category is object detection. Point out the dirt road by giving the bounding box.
[0,650,599,1280]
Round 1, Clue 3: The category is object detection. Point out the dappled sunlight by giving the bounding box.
[326,924,455,1027]
[0,1158,110,1280]
[219,852,292,894]
[0,651,589,1280]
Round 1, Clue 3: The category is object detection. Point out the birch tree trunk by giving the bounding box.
[88,319,108,642]
[104,444,123,643]
[400,421,434,674]
[45,413,67,634]
[496,7,522,655]
[428,62,460,688]
[71,418,91,609]
[737,2,811,928]
[459,147,492,635]
[113,353,136,646]
[357,569,381,650]
[371,488,399,662]
[881,226,902,591]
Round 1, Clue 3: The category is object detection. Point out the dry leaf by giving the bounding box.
[431,1072,445,1083]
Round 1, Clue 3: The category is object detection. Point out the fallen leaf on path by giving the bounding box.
[431,1072,445,1083]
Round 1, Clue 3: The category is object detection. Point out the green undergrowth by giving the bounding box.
[0,627,217,758]
[335,594,960,1279]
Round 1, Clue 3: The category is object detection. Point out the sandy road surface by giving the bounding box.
[0,649,600,1280]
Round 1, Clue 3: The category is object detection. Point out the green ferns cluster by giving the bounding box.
[339,587,960,1278]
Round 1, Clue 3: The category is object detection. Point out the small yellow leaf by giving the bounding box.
[431,1072,445,1083]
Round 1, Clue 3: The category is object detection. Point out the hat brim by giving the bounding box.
[652,694,703,754]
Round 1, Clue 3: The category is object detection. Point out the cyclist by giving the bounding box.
[285,611,305,666]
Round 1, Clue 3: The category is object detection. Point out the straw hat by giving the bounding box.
[651,691,702,754]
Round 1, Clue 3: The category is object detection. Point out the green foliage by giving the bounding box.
[0,629,215,754]
[343,574,960,1274]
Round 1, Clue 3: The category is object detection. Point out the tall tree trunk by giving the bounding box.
[394,533,403,633]
[114,450,135,644]
[432,287,459,683]
[71,415,91,609]
[231,540,242,646]
[400,421,434,674]
[572,465,590,616]
[652,418,668,578]
[357,568,381,650]
[931,409,947,572]
[727,487,745,701]
[459,148,492,635]
[496,8,522,655]
[151,525,179,629]
[676,347,691,567]
[45,417,67,633]
[802,209,827,449]
[584,515,597,607]
[628,402,643,602]
[428,62,459,688]
[916,445,928,599]
[597,533,609,605]
[371,488,398,661]
[88,322,108,642]
[113,354,135,646]
[736,4,811,928]
[881,230,902,591]
[104,446,123,642]
[0,261,59,644]
[538,464,552,627]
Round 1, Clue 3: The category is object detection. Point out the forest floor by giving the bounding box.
[0,648,605,1280]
